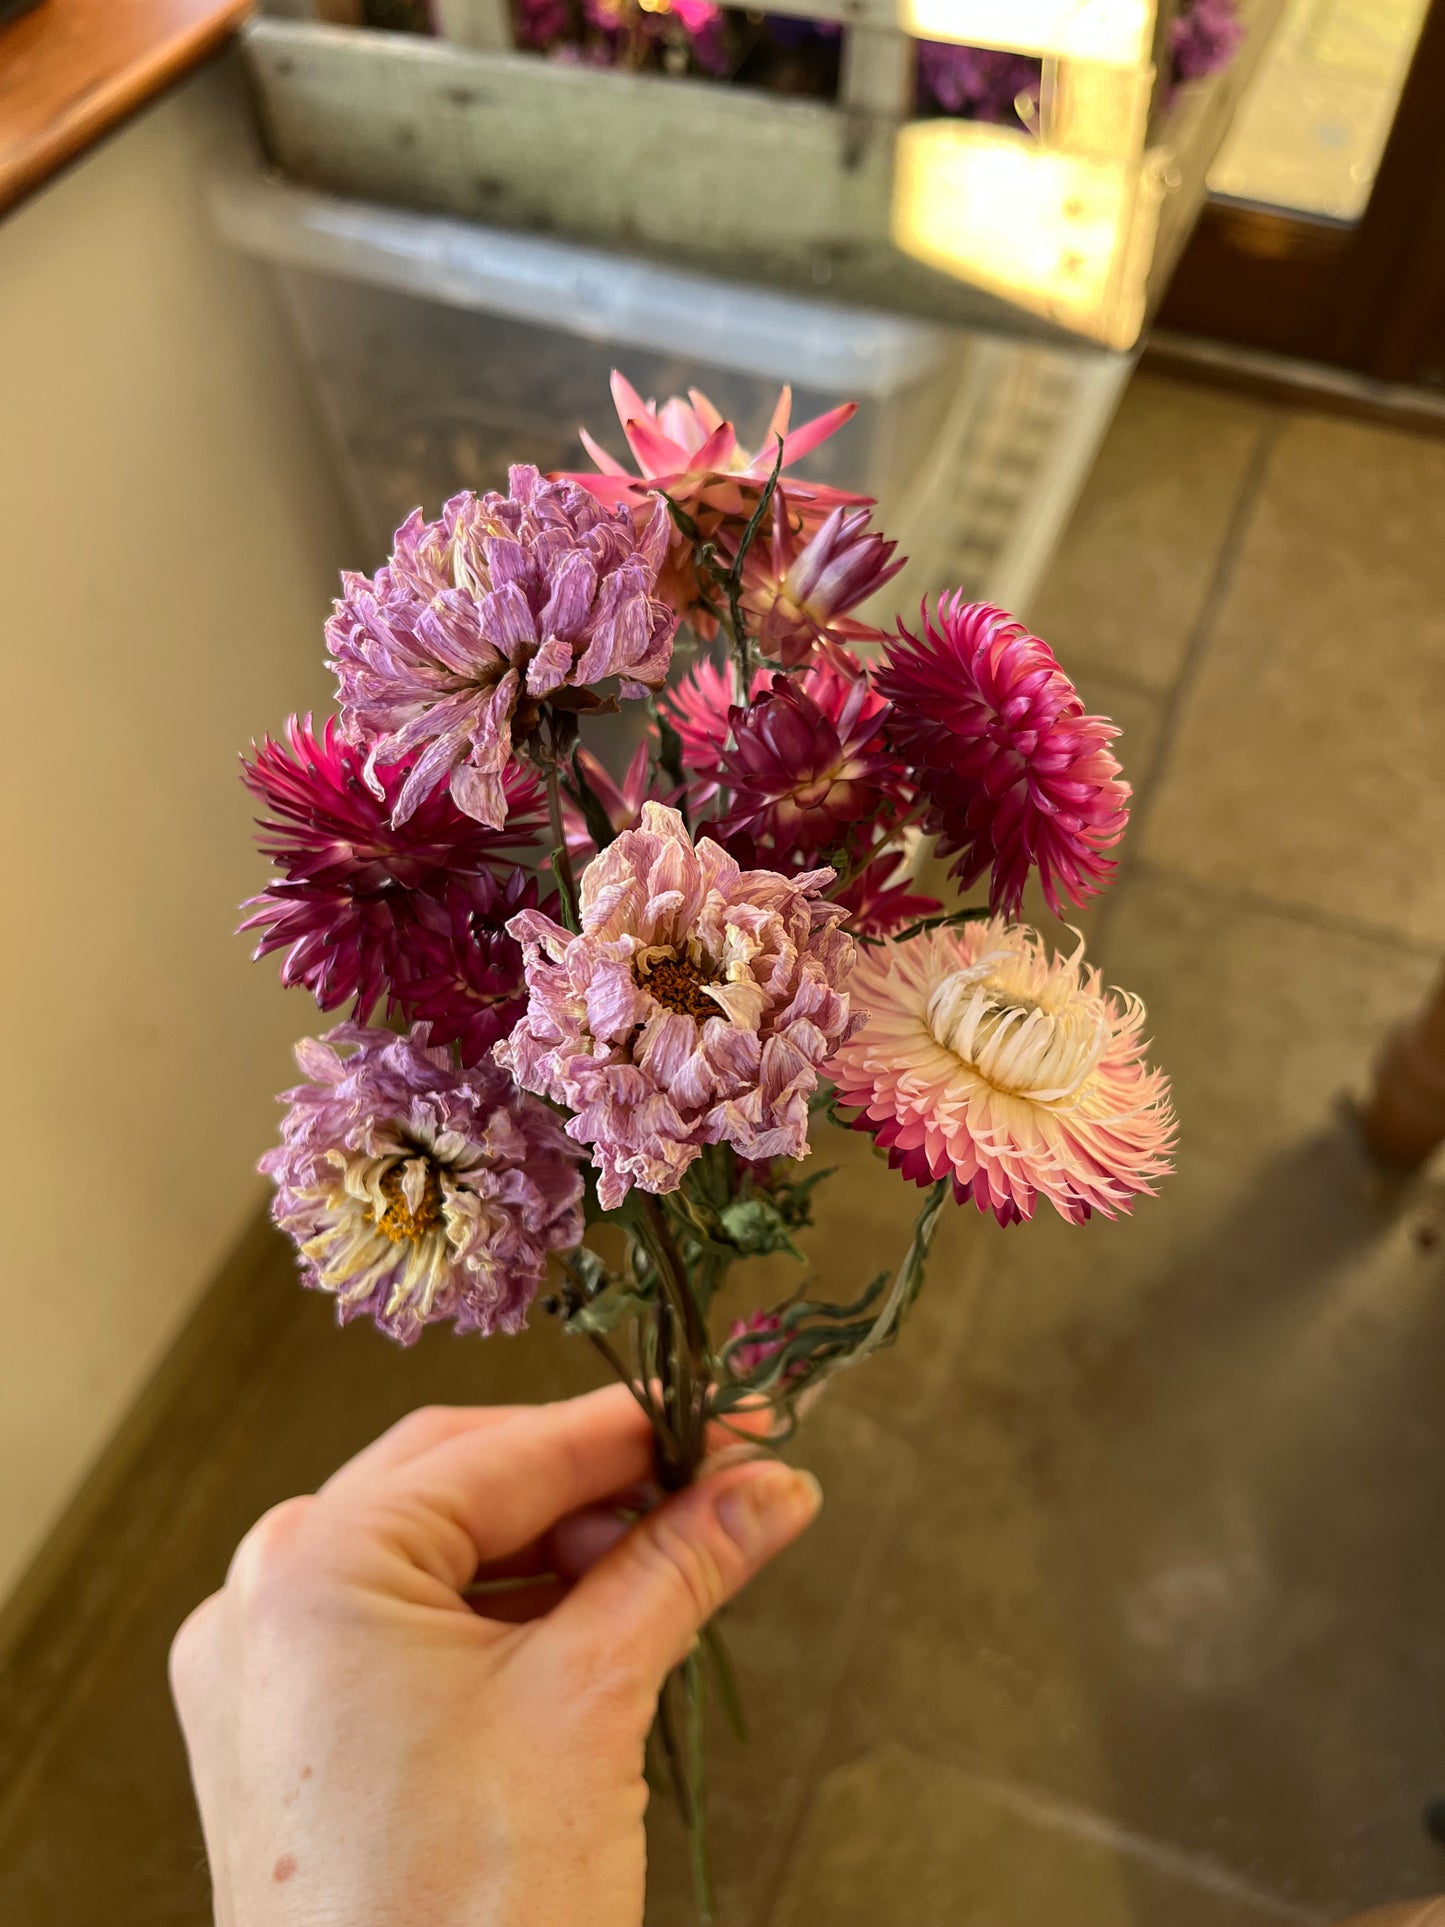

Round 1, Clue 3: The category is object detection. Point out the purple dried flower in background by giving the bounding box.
[514,0,570,46]
[916,43,1042,125]
[389,869,547,1066]
[240,714,543,1020]
[1171,0,1243,84]
[262,1025,584,1343]
[327,466,678,830]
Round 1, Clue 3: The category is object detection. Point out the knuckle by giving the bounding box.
[167,1592,220,1701]
[226,1494,319,1609]
[386,1404,464,1455]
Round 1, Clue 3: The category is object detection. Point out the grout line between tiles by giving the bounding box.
[1089,411,1284,971]
[1128,858,1445,962]
[747,1436,921,1927]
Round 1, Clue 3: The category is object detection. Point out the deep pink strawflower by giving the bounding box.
[261,1024,584,1343]
[829,921,1174,1226]
[877,597,1131,918]
[715,659,912,859]
[389,869,546,1066]
[659,656,766,806]
[496,802,857,1208]
[327,465,677,830]
[240,714,543,1020]
[737,494,903,669]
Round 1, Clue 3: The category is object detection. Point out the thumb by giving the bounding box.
[549,1459,822,1693]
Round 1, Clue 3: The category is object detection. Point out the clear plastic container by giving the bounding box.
[212,168,1130,610]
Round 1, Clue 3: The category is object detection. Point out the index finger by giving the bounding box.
[341,1384,659,1590]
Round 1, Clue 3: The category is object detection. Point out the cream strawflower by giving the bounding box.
[829,920,1174,1225]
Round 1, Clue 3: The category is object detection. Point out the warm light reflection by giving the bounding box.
[900,0,1155,65]
[892,119,1154,346]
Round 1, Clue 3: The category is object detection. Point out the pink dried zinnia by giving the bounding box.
[737,495,903,668]
[496,802,857,1208]
[715,659,912,859]
[261,1024,584,1342]
[876,597,1131,918]
[829,920,1174,1226]
[327,465,677,831]
[241,714,543,1020]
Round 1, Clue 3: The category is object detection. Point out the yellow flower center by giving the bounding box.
[371,1163,444,1245]
[926,966,1108,1104]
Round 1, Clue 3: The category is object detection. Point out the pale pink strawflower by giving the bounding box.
[496,802,857,1208]
[327,465,677,831]
[261,1024,584,1342]
[829,920,1174,1226]
[877,597,1131,918]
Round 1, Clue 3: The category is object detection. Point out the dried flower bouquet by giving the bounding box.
[242,371,1174,1917]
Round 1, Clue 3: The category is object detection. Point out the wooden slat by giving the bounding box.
[244,22,900,263]
[432,0,511,51]
[0,0,251,216]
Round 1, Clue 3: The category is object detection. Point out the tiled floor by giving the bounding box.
[6,371,1445,1924]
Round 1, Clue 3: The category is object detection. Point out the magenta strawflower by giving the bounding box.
[241,714,544,1020]
[834,857,942,940]
[496,802,857,1208]
[261,1024,584,1343]
[829,921,1174,1226]
[326,465,678,830]
[876,597,1130,918]
[738,495,903,669]
[389,870,544,1066]
[714,659,911,858]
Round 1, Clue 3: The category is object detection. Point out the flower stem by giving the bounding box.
[543,755,580,932]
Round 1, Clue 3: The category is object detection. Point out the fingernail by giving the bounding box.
[715,1464,823,1559]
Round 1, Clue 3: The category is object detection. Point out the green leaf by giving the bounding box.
[562,1278,654,1337]
[570,749,619,852]
[718,1196,803,1260]
[700,1620,749,1744]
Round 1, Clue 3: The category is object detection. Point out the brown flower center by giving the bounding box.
[372,1163,443,1245]
[636,953,718,1020]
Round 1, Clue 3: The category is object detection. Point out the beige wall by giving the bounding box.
[0,60,355,1603]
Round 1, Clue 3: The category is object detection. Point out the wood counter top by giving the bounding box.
[0,0,252,218]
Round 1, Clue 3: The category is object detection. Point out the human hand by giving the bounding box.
[169,1386,821,1927]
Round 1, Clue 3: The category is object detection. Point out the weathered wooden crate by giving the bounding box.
[243,0,1284,349]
